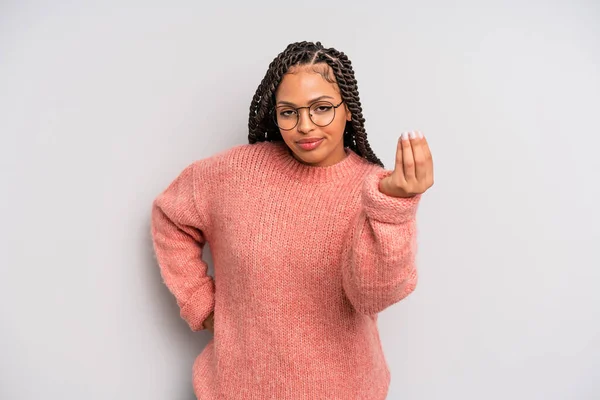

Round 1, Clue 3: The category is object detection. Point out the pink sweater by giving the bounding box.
[151,140,421,400]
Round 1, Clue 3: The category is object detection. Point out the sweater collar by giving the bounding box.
[267,140,366,184]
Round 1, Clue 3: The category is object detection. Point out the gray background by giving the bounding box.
[1,1,599,399]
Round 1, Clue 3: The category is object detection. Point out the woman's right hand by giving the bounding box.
[203,311,214,334]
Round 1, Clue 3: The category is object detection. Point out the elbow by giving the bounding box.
[347,271,418,316]
[150,196,168,231]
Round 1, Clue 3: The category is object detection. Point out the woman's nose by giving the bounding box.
[297,108,315,132]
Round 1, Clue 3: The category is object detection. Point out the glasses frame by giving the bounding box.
[271,99,345,131]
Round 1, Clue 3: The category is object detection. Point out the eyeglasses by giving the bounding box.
[271,100,344,131]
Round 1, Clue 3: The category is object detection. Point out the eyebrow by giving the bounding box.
[276,95,335,107]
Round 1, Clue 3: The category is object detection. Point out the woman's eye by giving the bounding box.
[280,110,296,117]
[315,106,332,112]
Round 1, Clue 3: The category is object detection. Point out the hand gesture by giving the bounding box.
[379,130,434,198]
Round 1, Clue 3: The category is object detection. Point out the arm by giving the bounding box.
[341,169,421,316]
[150,160,215,331]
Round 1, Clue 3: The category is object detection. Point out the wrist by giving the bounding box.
[378,176,391,195]
[379,176,416,198]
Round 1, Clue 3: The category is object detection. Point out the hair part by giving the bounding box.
[248,41,384,167]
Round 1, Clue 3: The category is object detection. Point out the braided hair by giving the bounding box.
[247,41,384,167]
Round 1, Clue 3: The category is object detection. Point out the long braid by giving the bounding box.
[248,41,384,167]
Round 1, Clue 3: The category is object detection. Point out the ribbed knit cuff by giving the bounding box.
[179,279,216,331]
[362,169,422,224]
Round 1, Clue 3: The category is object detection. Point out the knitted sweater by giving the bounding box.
[150,140,421,400]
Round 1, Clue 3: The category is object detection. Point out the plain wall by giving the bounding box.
[1,1,599,399]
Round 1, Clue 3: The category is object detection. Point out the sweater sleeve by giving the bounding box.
[150,160,215,331]
[341,168,421,316]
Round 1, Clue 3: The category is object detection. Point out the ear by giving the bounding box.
[345,104,352,121]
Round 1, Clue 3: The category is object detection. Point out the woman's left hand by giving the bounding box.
[379,130,434,198]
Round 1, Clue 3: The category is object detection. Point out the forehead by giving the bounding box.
[275,64,339,101]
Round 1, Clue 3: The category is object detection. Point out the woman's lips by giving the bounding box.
[297,138,324,150]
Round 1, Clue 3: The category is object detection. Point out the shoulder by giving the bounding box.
[348,151,387,183]
[190,141,276,178]
[340,155,391,200]
[216,141,276,164]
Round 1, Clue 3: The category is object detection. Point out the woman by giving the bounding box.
[151,41,434,400]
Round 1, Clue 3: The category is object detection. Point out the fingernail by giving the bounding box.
[402,131,409,140]
[417,130,424,139]
[409,131,417,139]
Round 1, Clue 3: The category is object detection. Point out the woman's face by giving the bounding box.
[274,64,352,167]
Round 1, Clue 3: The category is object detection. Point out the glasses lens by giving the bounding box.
[309,102,336,127]
[274,107,298,130]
